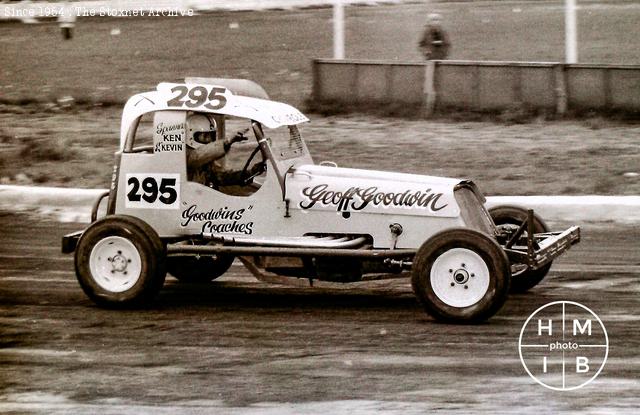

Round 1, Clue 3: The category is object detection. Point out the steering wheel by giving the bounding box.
[240,145,267,185]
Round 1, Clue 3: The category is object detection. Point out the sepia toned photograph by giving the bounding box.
[0,0,638,413]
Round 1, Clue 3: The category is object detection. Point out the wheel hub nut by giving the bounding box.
[453,269,469,284]
[109,254,128,273]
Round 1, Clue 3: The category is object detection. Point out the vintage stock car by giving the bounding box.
[62,78,580,323]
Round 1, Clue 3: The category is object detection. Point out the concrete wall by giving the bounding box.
[313,61,425,104]
[312,59,640,114]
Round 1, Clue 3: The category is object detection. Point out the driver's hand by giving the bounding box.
[224,131,248,152]
[231,129,250,144]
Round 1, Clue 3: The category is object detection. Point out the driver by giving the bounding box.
[185,113,265,189]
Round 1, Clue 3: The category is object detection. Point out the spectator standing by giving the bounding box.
[418,13,450,60]
[58,2,76,40]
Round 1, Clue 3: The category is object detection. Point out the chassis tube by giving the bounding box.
[252,121,286,193]
[167,244,416,259]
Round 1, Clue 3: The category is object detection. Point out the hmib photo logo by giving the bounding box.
[519,301,608,391]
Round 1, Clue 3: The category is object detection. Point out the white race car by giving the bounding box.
[62,78,580,323]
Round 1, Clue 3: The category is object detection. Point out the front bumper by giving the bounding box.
[504,226,581,270]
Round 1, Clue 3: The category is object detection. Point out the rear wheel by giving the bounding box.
[489,205,552,293]
[74,215,166,307]
[411,228,510,323]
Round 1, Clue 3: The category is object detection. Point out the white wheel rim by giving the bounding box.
[89,236,142,293]
[430,248,491,308]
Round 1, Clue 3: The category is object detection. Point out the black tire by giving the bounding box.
[411,228,510,323]
[489,205,552,293]
[74,215,166,307]
[167,253,234,283]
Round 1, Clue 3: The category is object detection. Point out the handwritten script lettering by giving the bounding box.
[299,184,448,213]
[156,122,185,135]
[181,204,253,235]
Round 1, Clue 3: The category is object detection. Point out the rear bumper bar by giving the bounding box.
[61,231,82,254]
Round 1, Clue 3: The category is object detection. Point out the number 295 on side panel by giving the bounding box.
[125,174,180,210]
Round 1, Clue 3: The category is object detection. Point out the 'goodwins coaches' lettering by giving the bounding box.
[299,184,448,212]
[181,205,254,235]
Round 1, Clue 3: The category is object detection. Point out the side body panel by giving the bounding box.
[114,111,188,236]
[283,165,467,249]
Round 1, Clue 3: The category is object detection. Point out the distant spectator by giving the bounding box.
[418,13,450,60]
[58,2,76,40]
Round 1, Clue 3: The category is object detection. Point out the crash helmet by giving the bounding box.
[186,114,217,148]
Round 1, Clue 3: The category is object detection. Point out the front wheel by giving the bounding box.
[411,228,510,323]
[74,215,166,307]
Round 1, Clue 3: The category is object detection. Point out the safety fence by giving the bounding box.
[311,59,640,115]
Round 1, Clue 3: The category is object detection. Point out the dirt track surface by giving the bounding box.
[0,213,638,414]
